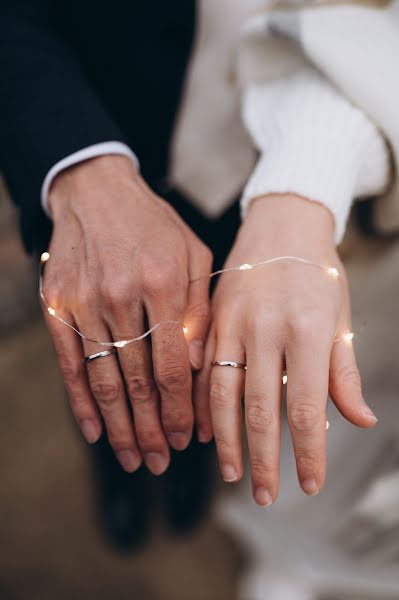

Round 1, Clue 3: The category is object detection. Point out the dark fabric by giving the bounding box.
[0,0,196,253]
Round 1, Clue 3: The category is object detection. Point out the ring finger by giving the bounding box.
[78,313,142,473]
[245,337,283,506]
[210,329,246,484]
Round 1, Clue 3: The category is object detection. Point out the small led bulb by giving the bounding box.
[326,267,339,279]
[182,326,188,335]
[326,420,330,431]
[239,263,253,271]
[114,340,128,348]
[282,374,288,385]
[41,252,50,263]
[343,332,354,343]
[47,307,56,316]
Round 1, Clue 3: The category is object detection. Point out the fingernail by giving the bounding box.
[144,452,169,476]
[254,487,273,507]
[221,464,238,483]
[167,431,191,451]
[117,450,141,473]
[189,339,204,370]
[80,419,100,444]
[301,478,320,496]
[362,406,378,423]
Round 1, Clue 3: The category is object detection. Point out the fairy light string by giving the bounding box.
[39,252,354,350]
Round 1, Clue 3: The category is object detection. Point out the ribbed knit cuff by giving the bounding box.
[241,70,389,244]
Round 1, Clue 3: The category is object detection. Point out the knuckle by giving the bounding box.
[59,358,83,386]
[296,454,319,473]
[251,458,272,482]
[76,284,95,309]
[214,433,233,455]
[100,280,131,310]
[91,380,121,408]
[210,381,231,411]
[68,391,89,415]
[42,280,62,306]
[108,435,133,453]
[126,375,157,404]
[187,301,210,323]
[289,402,320,433]
[199,245,213,268]
[156,362,189,394]
[247,403,275,435]
[289,308,324,339]
[162,407,192,432]
[337,365,362,389]
[137,429,165,452]
[141,258,177,295]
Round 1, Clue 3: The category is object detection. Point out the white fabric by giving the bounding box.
[241,69,389,243]
[41,142,139,216]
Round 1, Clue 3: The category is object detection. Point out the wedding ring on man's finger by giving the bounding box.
[211,360,247,370]
[85,349,117,364]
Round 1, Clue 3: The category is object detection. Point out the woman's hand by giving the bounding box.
[194,194,377,505]
[43,155,212,475]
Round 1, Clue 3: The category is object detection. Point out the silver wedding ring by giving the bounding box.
[85,349,116,364]
[211,360,247,370]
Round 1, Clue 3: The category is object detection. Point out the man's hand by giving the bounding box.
[42,155,212,474]
[194,194,377,505]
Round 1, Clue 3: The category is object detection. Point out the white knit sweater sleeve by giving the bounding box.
[240,69,390,244]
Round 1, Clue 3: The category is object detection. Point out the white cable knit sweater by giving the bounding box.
[240,69,389,242]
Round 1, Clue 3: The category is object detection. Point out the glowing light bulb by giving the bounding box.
[182,326,188,335]
[326,267,339,279]
[114,340,128,348]
[343,332,354,343]
[326,420,330,431]
[239,263,253,271]
[47,307,56,316]
[282,374,288,385]
[41,251,50,263]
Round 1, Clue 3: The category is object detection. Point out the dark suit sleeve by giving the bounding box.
[0,1,127,251]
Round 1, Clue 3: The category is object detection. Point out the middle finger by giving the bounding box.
[245,335,283,506]
[110,303,170,475]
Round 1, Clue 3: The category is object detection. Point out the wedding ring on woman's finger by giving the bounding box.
[211,360,247,370]
[85,349,117,364]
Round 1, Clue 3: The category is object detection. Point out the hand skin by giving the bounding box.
[194,194,378,505]
[43,155,212,475]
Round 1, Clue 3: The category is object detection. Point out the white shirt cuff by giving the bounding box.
[240,70,390,244]
[41,142,140,217]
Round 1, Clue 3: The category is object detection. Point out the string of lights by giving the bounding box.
[39,252,354,349]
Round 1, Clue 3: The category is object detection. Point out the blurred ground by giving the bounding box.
[0,189,240,600]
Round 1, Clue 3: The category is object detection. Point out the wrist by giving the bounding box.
[48,154,141,220]
[239,193,337,263]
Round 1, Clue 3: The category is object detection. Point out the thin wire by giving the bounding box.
[39,254,347,349]
[205,255,331,280]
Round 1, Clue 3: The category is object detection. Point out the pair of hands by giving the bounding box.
[43,155,377,505]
